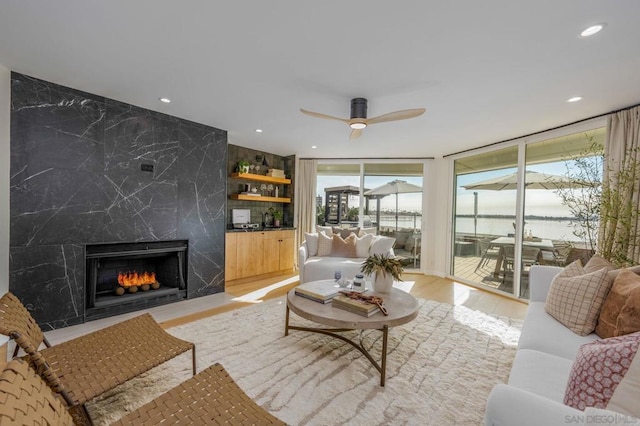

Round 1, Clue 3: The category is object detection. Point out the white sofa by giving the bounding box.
[298,234,395,283]
[485,265,601,426]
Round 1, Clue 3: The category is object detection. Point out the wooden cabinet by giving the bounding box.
[229,172,292,203]
[226,229,295,281]
[262,230,295,273]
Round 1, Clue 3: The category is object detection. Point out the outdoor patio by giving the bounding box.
[453,253,531,299]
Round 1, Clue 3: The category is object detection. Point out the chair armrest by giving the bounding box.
[529,265,563,302]
[485,384,583,426]
[298,243,308,283]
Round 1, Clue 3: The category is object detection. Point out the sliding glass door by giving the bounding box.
[316,161,425,271]
[451,127,605,299]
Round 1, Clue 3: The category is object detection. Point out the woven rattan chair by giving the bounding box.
[0,358,74,425]
[0,359,285,426]
[0,292,196,424]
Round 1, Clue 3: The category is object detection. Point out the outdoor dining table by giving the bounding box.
[488,236,555,277]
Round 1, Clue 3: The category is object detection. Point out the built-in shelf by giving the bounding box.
[230,172,291,184]
[230,194,291,203]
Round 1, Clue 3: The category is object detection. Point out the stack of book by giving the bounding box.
[294,281,339,304]
[332,294,380,317]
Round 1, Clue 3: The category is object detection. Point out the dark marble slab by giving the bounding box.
[187,237,225,298]
[177,122,227,240]
[9,244,84,330]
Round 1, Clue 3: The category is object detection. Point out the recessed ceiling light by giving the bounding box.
[311,145,317,149]
[159,97,171,104]
[255,129,263,133]
[567,96,583,103]
[580,24,604,37]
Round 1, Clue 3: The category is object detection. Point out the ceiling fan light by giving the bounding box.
[350,122,367,130]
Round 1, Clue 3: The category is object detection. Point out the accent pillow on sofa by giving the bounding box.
[316,225,333,236]
[369,236,396,256]
[317,232,333,256]
[584,254,615,274]
[358,227,377,237]
[596,269,640,338]
[304,232,319,257]
[332,227,360,239]
[355,233,374,258]
[564,331,640,417]
[545,260,612,336]
[331,234,357,258]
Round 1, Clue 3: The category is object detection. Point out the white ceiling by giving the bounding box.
[1,1,639,159]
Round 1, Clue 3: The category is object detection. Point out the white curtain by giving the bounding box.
[294,159,318,266]
[599,106,640,266]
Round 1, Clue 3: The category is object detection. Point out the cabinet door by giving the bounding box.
[236,232,264,279]
[262,231,283,274]
[278,231,295,270]
[225,233,238,281]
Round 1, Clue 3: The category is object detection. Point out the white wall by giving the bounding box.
[422,157,450,277]
[0,65,9,295]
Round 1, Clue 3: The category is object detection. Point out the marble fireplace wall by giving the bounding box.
[9,73,227,330]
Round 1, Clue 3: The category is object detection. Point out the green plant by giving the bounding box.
[347,207,359,221]
[237,159,250,172]
[360,253,404,281]
[554,136,604,253]
[268,207,283,220]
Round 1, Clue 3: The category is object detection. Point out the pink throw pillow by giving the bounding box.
[564,332,640,410]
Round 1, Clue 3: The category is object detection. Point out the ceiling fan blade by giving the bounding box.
[367,108,426,125]
[350,128,363,140]
[300,108,351,124]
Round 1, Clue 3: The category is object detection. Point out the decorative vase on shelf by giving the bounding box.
[373,272,394,293]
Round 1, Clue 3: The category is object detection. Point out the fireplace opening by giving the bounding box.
[85,240,188,320]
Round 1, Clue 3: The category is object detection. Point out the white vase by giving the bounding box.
[373,272,394,293]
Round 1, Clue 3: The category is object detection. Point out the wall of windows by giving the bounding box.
[450,126,605,299]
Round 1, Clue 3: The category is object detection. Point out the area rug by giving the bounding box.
[86,297,522,425]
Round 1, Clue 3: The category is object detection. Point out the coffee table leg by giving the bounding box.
[285,304,290,336]
[381,325,388,386]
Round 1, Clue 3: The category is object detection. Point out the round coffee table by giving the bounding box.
[285,283,419,386]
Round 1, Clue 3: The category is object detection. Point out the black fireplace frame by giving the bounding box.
[85,240,189,321]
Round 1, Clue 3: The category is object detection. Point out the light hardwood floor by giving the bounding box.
[45,272,528,343]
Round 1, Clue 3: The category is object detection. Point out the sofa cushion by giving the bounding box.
[369,236,396,256]
[391,230,413,249]
[304,232,319,257]
[302,256,366,283]
[508,349,574,403]
[358,227,377,237]
[519,301,599,360]
[597,269,640,338]
[606,336,640,418]
[332,227,360,239]
[564,332,640,412]
[331,234,357,258]
[355,233,374,258]
[545,260,612,336]
[317,232,333,256]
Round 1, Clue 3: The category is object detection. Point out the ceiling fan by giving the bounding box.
[300,97,425,140]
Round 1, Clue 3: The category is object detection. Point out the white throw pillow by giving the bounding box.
[316,225,333,236]
[355,233,374,258]
[304,232,319,257]
[317,232,333,256]
[369,236,396,256]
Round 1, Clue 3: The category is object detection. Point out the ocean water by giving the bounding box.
[372,214,586,243]
[454,217,585,242]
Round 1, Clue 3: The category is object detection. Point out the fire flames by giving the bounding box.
[117,271,156,287]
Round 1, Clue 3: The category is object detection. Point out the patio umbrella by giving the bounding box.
[461,170,593,191]
[364,179,422,231]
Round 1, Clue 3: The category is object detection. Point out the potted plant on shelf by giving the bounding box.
[236,159,251,174]
[360,253,404,293]
[268,207,283,228]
